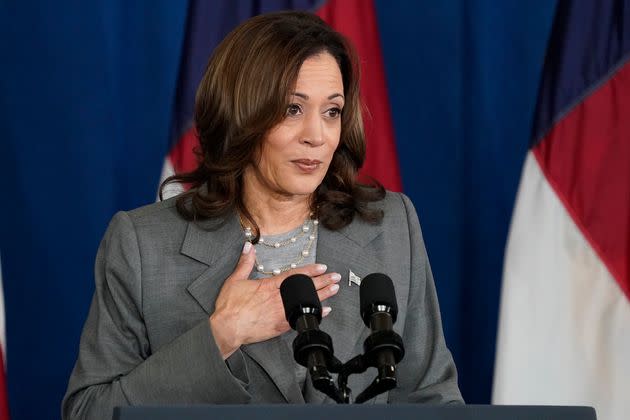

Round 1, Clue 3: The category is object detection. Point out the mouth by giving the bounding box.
[291,159,323,173]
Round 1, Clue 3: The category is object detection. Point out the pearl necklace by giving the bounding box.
[243,218,319,276]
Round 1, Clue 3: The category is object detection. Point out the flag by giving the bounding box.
[316,0,401,190]
[161,0,401,197]
[493,1,630,419]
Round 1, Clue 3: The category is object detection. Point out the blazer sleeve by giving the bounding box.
[62,211,251,420]
[391,194,464,404]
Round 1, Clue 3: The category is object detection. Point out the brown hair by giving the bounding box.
[161,11,384,238]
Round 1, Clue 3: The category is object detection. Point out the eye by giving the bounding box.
[326,107,342,119]
[286,103,303,117]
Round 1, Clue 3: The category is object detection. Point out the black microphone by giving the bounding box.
[280,273,322,332]
[280,274,343,403]
[356,273,405,403]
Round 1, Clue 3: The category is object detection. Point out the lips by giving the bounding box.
[291,159,322,173]
[292,159,322,165]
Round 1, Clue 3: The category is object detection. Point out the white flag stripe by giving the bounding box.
[157,156,184,201]
[493,152,630,420]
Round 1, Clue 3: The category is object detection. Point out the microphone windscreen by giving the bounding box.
[280,274,321,329]
[359,273,398,325]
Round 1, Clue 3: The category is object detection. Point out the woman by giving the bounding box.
[63,11,462,419]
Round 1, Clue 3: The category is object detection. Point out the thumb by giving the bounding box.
[229,242,256,281]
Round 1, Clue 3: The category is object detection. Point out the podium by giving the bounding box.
[114,404,596,420]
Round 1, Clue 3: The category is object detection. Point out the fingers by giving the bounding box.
[289,263,328,279]
[270,264,340,302]
[269,263,325,288]
[317,282,339,302]
[228,242,257,282]
[312,272,341,291]
[272,263,339,289]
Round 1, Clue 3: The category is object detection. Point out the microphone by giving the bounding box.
[280,273,322,332]
[280,274,343,402]
[355,273,405,403]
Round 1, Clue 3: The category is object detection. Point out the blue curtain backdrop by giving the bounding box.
[375,1,557,402]
[0,1,556,418]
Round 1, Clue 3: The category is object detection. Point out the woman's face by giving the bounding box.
[247,52,344,199]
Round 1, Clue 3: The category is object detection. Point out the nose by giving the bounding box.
[299,113,325,147]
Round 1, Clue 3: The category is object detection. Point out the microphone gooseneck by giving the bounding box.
[355,273,405,403]
[280,274,344,403]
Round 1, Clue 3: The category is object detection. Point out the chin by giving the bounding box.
[286,186,320,197]
[282,179,323,196]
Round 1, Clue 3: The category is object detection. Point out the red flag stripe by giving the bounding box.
[316,0,402,191]
[533,60,630,300]
[168,127,199,174]
[0,349,8,419]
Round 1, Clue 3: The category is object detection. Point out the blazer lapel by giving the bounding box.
[305,220,385,403]
[182,213,303,403]
[184,214,242,315]
[241,338,304,403]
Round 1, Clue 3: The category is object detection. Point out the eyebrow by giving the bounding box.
[292,92,345,101]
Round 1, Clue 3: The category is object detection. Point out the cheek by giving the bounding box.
[327,128,342,156]
[263,128,294,159]
[259,144,289,180]
[259,137,283,164]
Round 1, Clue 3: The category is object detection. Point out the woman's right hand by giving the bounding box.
[209,242,341,359]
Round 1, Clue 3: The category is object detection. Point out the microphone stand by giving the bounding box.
[353,365,397,404]
[305,328,405,404]
[354,329,405,403]
[292,326,346,403]
[336,354,366,403]
[310,357,345,403]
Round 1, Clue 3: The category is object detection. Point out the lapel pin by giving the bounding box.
[348,270,362,287]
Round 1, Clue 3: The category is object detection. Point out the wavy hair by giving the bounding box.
[160,11,384,239]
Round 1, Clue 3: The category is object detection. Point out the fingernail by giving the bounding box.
[330,284,339,293]
[242,242,252,254]
[330,273,341,282]
[322,306,332,316]
[316,264,327,273]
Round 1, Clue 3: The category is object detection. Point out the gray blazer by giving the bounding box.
[62,191,462,419]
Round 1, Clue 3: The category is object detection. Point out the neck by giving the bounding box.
[241,175,312,236]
